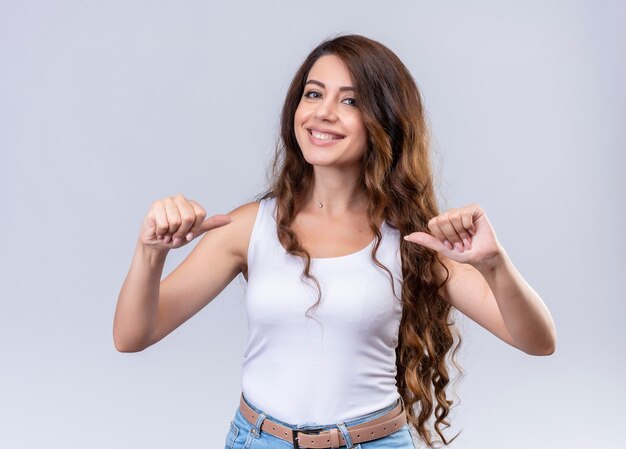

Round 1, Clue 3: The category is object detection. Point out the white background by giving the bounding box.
[1,1,624,448]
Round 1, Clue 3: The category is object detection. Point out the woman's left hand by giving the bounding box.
[403,203,504,266]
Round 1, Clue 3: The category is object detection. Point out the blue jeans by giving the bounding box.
[225,394,416,449]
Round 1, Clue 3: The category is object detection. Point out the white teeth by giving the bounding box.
[310,130,342,140]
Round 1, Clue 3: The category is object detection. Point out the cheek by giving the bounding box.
[349,118,367,144]
[294,102,307,126]
[293,108,306,146]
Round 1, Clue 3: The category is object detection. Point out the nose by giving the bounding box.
[313,97,338,121]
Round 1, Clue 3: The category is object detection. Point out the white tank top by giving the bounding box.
[240,197,403,425]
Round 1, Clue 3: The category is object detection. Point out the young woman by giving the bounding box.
[114,34,557,449]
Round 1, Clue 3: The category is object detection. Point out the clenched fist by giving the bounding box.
[403,203,503,267]
[139,194,232,252]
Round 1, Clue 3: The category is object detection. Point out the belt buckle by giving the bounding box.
[292,427,324,449]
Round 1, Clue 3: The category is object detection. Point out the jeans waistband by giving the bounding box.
[241,392,403,430]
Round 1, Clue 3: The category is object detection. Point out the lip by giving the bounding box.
[307,127,346,138]
[306,128,346,147]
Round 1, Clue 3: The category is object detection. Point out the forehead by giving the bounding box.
[306,54,354,87]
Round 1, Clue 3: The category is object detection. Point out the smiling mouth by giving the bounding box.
[308,129,345,140]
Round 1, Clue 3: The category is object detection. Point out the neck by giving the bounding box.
[305,166,366,215]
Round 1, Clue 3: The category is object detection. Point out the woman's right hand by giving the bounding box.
[139,194,232,252]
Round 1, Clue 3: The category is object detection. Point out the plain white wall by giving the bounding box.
[1,1,624,448]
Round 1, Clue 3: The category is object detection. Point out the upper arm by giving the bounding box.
[145,201,259,348]
[435,254,518,349]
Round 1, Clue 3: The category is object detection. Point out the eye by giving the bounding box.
[303,90,321,99]
[342,97,357,107]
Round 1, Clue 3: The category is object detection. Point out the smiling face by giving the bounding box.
[294,54,368,169]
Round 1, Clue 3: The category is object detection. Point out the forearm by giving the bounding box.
[474,249,557,355]
[113,240,168,352]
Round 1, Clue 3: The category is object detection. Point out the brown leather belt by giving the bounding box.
[238,393,408,448]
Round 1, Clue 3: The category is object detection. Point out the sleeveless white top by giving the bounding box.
[240,197,404,425]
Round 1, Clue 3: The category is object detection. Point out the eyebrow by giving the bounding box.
[305,79,355,92]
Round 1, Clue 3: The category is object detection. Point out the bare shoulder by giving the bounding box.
[203,200,260,278]
[232,201,261,275]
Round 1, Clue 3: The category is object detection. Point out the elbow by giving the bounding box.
[542,339,557,356]
[540,327,558,356]
[525,324,557,356]
[533,345,555,356]
[525,337,557,356]
[113,331,147,353]
[114,342,144,353]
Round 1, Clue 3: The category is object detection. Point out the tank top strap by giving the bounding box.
[247,197,279,277]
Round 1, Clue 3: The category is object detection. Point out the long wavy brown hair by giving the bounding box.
[254,34,464,447]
